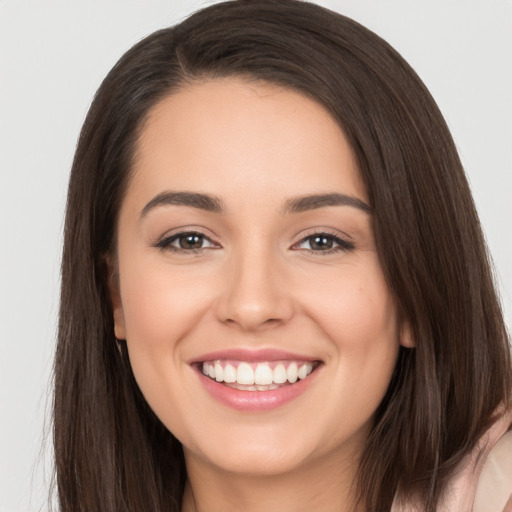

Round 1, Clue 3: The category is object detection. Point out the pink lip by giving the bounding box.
[189,348,318,364]
[196,371,318,411]
[191,349,322,412]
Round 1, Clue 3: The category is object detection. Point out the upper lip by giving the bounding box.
[189,348,321,364]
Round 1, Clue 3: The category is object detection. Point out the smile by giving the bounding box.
[201,360,317,390]
[191,350,323,411]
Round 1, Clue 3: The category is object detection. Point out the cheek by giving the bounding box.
[119,256,216,349]
[303,261,398,350]
[301,261,400,416]
[116,258,216,429]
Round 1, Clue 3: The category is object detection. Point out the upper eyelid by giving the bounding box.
[152,227,353,249]
[152,229,221,252]
[290,230,355,252]
[292,228,353,244]
[156,226,218,243]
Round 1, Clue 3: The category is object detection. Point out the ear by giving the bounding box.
[399,319,415,348]
[105,256,126,340]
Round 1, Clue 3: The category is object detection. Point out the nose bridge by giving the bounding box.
[216,237,293,330]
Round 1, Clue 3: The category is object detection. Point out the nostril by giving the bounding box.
[214,270,295,330]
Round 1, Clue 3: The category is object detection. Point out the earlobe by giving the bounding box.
[105,256,127,340]
[399,320,415,348]
[113,305,127,341]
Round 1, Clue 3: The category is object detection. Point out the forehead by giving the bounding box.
[127,77,367,212]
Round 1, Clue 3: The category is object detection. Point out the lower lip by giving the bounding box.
[195,366,320,411]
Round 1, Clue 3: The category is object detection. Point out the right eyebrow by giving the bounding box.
[140,191,225,219]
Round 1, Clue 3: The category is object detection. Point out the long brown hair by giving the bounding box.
[54,1,512,510]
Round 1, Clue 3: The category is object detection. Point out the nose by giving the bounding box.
[214,246,295,332]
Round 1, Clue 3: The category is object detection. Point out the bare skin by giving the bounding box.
[182,440,365,512]
[111,78,413,512]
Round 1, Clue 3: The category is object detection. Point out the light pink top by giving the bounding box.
[391,410,512,512]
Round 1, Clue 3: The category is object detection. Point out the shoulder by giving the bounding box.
[446,410,512,512]
[391,409,512,512]
[473,426,512,512]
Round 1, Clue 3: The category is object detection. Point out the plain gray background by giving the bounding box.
[1,1,511,510]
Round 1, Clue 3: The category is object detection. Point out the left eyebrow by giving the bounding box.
[282,193,371,214]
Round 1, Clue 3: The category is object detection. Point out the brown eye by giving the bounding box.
[308,235,334,251]
[153,231,219,252]
[293,232,355,253]
[178,233,205,250]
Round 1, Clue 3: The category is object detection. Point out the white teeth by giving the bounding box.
[237,362,255,385]
[273,364,287,384]
[254,363,273,385]
[287,362,298,383]
[201,360,316,387]
[214,362,224,382]
[256,384,279,391]
[298,363,313,380]
[223,363,237,383]
[227,383,281,392]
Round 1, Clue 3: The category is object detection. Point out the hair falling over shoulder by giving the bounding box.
[53,1,512,511]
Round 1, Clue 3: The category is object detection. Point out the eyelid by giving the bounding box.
[152,226,221,252]
[290,228,355,253]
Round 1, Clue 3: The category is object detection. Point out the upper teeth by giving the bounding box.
[202,360,315,385]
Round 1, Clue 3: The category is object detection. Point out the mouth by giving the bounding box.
[197,359,321,391]
[190,349,323,410]
[190,350,323,411]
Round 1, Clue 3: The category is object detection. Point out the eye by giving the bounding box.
[154,231,219,252]
[292,232,354,253]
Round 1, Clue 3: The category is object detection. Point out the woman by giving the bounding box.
[53,1,512,510]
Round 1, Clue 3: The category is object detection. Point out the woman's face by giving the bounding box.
[112,78,409,477]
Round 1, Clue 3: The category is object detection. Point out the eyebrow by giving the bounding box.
[140,190,371,219]
[282,193,371,214]
[140,191,225,218]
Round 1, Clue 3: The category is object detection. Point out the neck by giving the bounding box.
[181,446,365,512]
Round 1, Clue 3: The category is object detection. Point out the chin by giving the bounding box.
[194,443,312,477]
[181,420,343,478]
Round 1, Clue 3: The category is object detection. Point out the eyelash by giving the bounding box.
[153,230,218,253]
[153,230,355,255]
[291,231,355,254]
